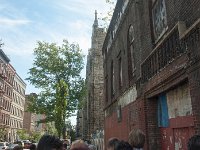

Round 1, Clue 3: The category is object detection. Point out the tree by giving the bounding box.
[26,40,85,138]
[55,79,68,138]
[101,0,116,27]
[45,122,58,136]
[29,131,42,142]
[0,126,7,141]
[77,80,87,109]
[17,129,29,140]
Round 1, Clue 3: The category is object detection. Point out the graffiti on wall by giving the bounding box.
[152,0,168,41]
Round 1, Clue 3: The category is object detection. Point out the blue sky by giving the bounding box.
[0,0,110,94]
[0,0,111,125]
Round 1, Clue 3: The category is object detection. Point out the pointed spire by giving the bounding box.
[95,10,98,21]
[93,10,98,28]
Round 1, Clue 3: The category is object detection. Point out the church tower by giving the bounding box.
[83,10,106,142]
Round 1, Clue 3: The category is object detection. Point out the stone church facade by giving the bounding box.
[77,11,106,149]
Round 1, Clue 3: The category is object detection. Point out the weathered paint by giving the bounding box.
[160,128,174,150]
[105,85,137,117]
[117,85,137,108]
[160,117,194,150]
[158,94,169,127]
[104,99,146,148]
[160,83,194,150]
[166,83,192,118]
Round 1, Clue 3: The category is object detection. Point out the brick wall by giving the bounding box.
[103,0,200,149]
[105,98,146,147]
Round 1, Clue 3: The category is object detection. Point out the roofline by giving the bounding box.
[15,72,27,86]
[0,49,10,63]
[102,0,130,54]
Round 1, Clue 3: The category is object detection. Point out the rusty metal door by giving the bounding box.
[160,127,194,150]
[160,128,174,150]
[173,127,194,150]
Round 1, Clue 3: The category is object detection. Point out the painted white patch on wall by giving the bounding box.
[166,83,192,119]
[118,85,137,108]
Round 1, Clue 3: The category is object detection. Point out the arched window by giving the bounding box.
[127,25,136,79]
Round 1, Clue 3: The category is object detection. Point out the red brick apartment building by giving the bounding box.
[102,0,200,149]
[0,49,26,142]
[23,94,36,133]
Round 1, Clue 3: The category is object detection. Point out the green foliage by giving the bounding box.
[70,129,76,141]
[55,79,68,137]
[29,131,42,142]
[26,40,85,138]
[17,129,29,140]
[0,126,7,141]
[45,122,58,136]
[100,0,117,27]
[77,80,87,109]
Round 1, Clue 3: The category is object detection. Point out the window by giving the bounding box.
[118,58,123,89]
[117,105,122,122]
[111,61,115,97]
[127,25,136,78]
[105,76,108,103]
[152,0,168,41]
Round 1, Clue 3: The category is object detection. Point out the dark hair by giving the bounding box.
[13,146,23,150]
[115,141,132,150]
[37,135,63,150]
[29,143,36,150]
[107,138,120,150]
[188,135,200,150]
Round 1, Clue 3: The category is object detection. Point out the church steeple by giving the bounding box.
[93,10,98,28]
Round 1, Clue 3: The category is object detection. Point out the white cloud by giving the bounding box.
[49,0,110,22]
[0,17,31,26]
[69,20,90,31]
[0,0,110,77]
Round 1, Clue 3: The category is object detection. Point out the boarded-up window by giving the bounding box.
[166,83,192,118]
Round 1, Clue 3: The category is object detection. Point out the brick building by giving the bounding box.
[103,0,200,149]
[10,73,26,142]
[0,49,12,141]
[34,114,46,133]
[78,11,106,147]
[0,48,26,142]
[23,94,36,133]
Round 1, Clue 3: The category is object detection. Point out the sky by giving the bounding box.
[0,0,111,125]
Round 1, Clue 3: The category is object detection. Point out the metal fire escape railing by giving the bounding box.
[141,22,200,83]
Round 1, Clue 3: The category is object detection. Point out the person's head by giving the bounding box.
[13,145,23,150]
[107,138,120,150]
[128,128,145,148]
[37,135,63,150]
[70,140,89,150]
[188,135,200,150]
[88,144,96,150]
[115,141,132,150]
[29,143,36,150]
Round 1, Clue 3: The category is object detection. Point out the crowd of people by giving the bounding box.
[11,129,200,150]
